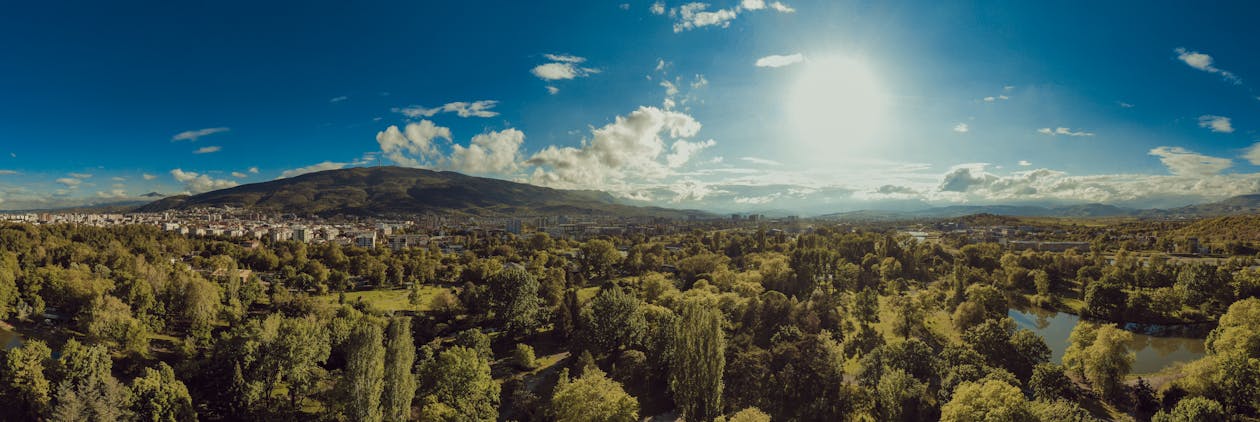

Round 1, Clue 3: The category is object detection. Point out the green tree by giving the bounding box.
[551,367,639,422]
[513,343,537,370]
[876,368,926,421]
[579,286,646,355]
[263,315,331,409]
[418,346,499,421]
[382,318,415,422]
[669,299,725,421]
[1062,322,1133,400]
[721,407,771,422]
[1029,363,1072,401]
[130,362,196,422]
[579,239,621,281]
[343,323,385,422]
[940,379,1035,422]
[1152,397,1226,422]
[0,339,53,419]
[82,295,149,354]
[488,266,544,336]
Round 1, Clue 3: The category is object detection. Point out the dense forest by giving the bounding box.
[2,221,1260,421]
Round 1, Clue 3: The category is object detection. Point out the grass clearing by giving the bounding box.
[316,285,450,312]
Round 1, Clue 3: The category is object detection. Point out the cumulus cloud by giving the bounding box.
[392,100,499,118]
[1018,160,1031,166]
[56,177,82,188]
[1175,47,1241,84]
[1149,146,1231,176]
[546,86,560,95]
[531,54,599,81]
[1037,127,1094,137]
[938,164,997,192]
[170,169,239,194]
[755,53,804,68]
[669,1,793,32]
[376,120,453,167]
[277,161,348,179]
[650,1,665,14]
[193,146,221,154]
[527,106,710,189]
[142,173,157,180]
[231,171,248,178]
[68,173,92,179]
[1197,115,1234,133]
[248,167,259,174]
[172,127,229,142]
[448,129,526,175]
[953,123,969,133]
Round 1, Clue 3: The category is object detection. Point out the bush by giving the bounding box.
[513,343,537,370]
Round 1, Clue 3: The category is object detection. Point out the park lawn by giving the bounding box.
[576,286,600,303]
[316,285,450,312]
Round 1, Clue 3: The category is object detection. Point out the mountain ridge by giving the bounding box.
[134,166,708,218]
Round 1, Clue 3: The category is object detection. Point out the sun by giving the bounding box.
[786,56,887,157]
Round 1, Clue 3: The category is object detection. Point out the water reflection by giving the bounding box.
[1008,308,1207,374]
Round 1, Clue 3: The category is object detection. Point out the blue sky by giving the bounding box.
[2,0,1259,213]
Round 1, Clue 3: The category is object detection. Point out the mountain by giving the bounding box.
[1159,194,1260,217]
[136,166,708,218]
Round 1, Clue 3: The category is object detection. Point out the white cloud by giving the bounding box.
[546,86,560,95]
[672,3,739,32]
[248,167,259,174]
[172,127,229,142]
[691,74,708,89]
[0,170,18,175]
[650,1,666,14]
[329,96,348,103]
[768,1,794,12]
[277,161,348,179]
[953,123,969,133]
[448,129,526,175]
[1118,101,1134,108]
[142,173,157,180]
[531,55,600,81]
[1197,115,1234,133]
[527,106,708,189]
[1149,146,1231,176]
[741,156,782,166]
[56,178,82,188]
[68,172,92,179]
[620,3,630,10]
[1175,47,1241,84]
[193,146,221,154]
[231,171,248,178]
[170,169,239,194]
[392,100,499,118]
[1018,160,1031,166]
[1037,127,1094,137]
[1244,142,1260,166]
[377,120,452,167]
[668,0,791,32]
[755,53,804,68]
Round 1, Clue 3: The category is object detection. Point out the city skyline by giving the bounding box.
[2,1,1260,213]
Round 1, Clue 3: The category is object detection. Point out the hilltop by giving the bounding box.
[136,166,706,218]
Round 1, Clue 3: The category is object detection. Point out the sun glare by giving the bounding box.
[787,56,886,157]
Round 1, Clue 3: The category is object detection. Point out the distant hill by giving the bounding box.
[819,195,1260,221]
[136,166,707,218]
[818,203,1137,221]
[1172,215,1260,242]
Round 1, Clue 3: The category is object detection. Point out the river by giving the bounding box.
[1,325,23,350]
[1008,307,1208,374]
